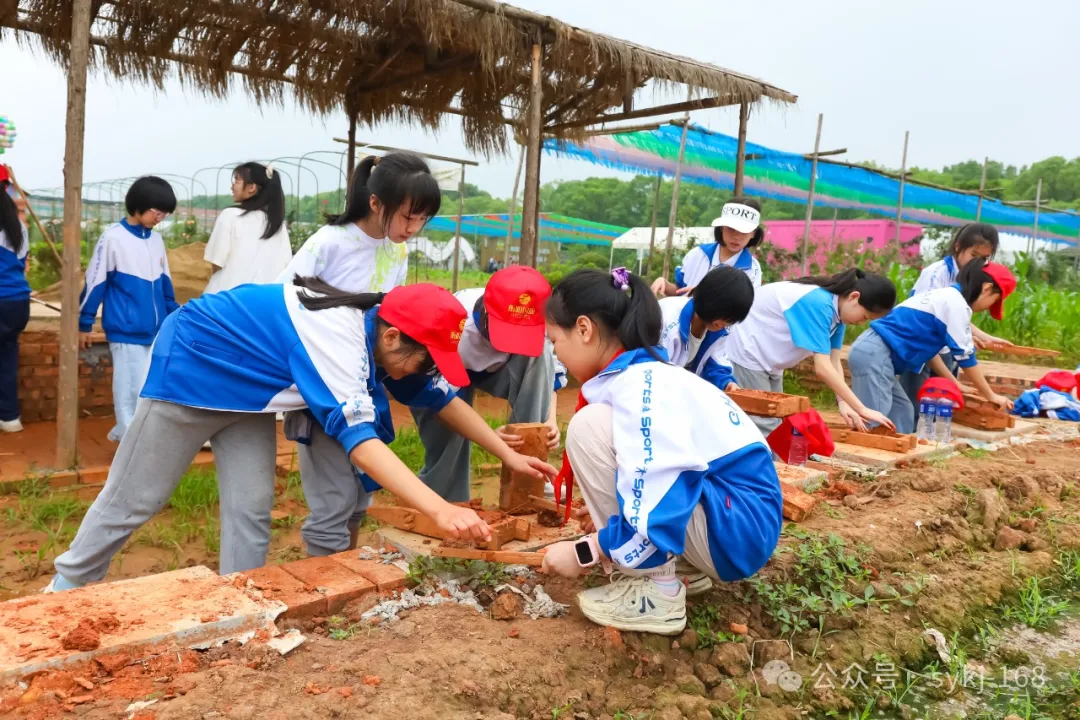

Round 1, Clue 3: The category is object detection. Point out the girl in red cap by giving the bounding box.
[410,265,564,502]
[45,279,555,592]
[849,258,1016,433]
[0,165,30,433]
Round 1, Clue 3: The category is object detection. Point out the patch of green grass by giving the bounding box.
[685,604,741,650]
[283,470,306,505]
[1056,550,1080,589]
[1000,576,1070,629]
[962,447,991,460]
[783,374,834,410]
[388,426,426,473]
[326,615,361,640]
[168,469,219,522]
[551,701,574,719]
[713,687,751,720]
[406,555,508,591]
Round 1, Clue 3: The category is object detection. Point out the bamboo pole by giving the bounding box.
[645,175,662,277]
[895,130,909,248]
[801,113,823,276]
[1029,178,1042,256]
[8,171,62,265]
[504,145,524,266]
[548,94,736,132]
[975,156,988,221]
[452,165,465,292]
[829,207,839,252]
[57,0,93,468]
[519,42,543,269]
[661,91,693,283]
[345,112,357,188]
[733,102,749,195]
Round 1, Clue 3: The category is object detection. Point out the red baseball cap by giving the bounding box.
[0,165,9,184]
[1036,370,1076,394]
[377,283,470,387]
[983,262,1016,321]
[483,266,551,357]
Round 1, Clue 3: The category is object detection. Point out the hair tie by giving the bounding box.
[611,267,631,291]
[265,163,275,179]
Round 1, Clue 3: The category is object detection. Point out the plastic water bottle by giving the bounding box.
[935,398,954,444]
[788,428,808,466]
[917,399,937,442]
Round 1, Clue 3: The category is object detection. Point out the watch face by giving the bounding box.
[575,540,594,565]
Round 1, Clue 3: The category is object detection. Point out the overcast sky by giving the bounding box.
[3,0,1078,200]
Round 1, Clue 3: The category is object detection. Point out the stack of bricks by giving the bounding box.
[18,331,113,423]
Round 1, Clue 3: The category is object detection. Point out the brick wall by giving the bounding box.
[18,331,113,422]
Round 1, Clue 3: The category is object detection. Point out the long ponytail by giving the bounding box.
[293,275,385,312]
[546,269,663,358]
[792,268,896,313]
[326,152,442,236]
[0,182,21,253]
[233,162,285,239]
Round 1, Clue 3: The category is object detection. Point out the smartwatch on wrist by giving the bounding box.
[574,535,599,568]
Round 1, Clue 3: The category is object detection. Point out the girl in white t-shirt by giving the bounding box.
[277,153,441,557]
[204,162,292,294]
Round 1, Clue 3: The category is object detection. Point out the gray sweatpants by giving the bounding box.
[53,399,278,585]
[296,421,373,557]
[412,350,555,501]
[730,361,784,436]
[899,353,959,428]
[848,329,915,434]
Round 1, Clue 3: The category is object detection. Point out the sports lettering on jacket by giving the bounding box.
[630,368,655,529]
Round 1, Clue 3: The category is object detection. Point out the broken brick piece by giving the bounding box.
[241,565,328,618]
[780,482,818,522]
[328,553,408,593]
[279,556,376,613]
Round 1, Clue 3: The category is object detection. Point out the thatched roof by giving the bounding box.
[3,0,797,156]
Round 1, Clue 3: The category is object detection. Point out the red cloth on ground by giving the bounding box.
[767,409,835,461]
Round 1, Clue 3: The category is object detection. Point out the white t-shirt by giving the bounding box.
[685,332,704,366]
[203,207,292,294]
[277,223,408,294]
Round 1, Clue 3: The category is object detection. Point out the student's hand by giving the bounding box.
[540,540,587,579]
[495,425,524,449]
[432,503,491,543]
[674,286,692,296]
[504,452,558,480]
[859,408,896,431]
[837,401,868,432]
[543,420,561,450]
[575,507,596,534]
[724,381,740,392]
[988,393,1013,411]
[650,277,668,297]
[78,332,94,351]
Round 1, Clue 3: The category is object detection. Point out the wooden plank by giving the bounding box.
[499,423,549,514]
[432,547,546,566]
[984,343,1061,358]
[528,495,564,514]
[726,389,810,418]
[368,506,447,541]
[780,482,817,522]
[829,427,916,453]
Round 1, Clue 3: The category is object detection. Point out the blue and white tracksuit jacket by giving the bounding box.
[658,296,735,391]
[1012,387,1080,422]
[140,283,454,489]
[910,256,958,297]
[0,226,30,301]
[78,219,179,344]
[454,286,566,391]
[869,284,977,375]
[675,243,762,291]
[584,348,782,581]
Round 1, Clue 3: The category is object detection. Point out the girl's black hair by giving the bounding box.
[293,276,436,374]
[948,223,999,259]
[472,293,490,341]
[955,258,1001,307]
[233,162,285,239]
[125,176,177,216]
[689,266,754,324]
[326,153,442,236]
[713,196,765,248]
[546,269,663,358]
[792,268,897,313]
[0,182,22,253]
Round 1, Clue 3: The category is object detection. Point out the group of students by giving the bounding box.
[0,152,1020,636]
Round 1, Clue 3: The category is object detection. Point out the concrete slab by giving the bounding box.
[0,566,282,683]
[952,419,1040,443]
[831,439,954,470]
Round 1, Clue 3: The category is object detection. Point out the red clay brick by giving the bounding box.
[48,470,79,488]
[279,556,375,613]
[33,367,59,377]
[240,565,327,618]
[78,466,110,485]
[328,552,409,593]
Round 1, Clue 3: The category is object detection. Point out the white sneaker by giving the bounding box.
[577,572,686,635]
[675,558,714,597]
[42,574,80,594]
[0,418,23,433]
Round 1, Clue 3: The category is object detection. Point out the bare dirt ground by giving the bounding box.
[4,432,1080,718]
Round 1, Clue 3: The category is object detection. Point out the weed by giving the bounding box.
[168,470,219,522]
[1000,576,1070,629]
[1055,550,1080,589]
[954,482,977,496]
[962,448,990,460]
[406,556,508,591]
[713,687,751,720]
[326,616,361,640]
[13,538,55,581]
[550,701,574,719]
[821,503,845,520]
[283,471,306,505]
[686,604,740,650]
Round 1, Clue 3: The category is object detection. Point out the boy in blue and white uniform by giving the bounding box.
[0,165,30,433]
[47,280,554,592]
[658,266,754,392]
[540,268,781,635]
[78,176,179,442]
[651,198,764,297]
[849,259,1016,433]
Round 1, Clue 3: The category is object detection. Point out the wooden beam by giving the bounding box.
[660,92,691,284]
[548,95,737,132]
[7,170,62,266]
[503,144,524,266]
[452,165,465,292]
[332,138,480,167]
[645,175,662,278]
[801,112,823,276]
[518,42,544,268]
[56,0,93,469]
[345,113,357,188]
[432,547,546,566]
[733,102,749,195]
[982,343,1061,358]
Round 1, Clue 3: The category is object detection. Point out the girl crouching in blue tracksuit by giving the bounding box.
[539,268,782,635]
[658,266,755,392]
[46,280,554,592]
[849,259,1017,434]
